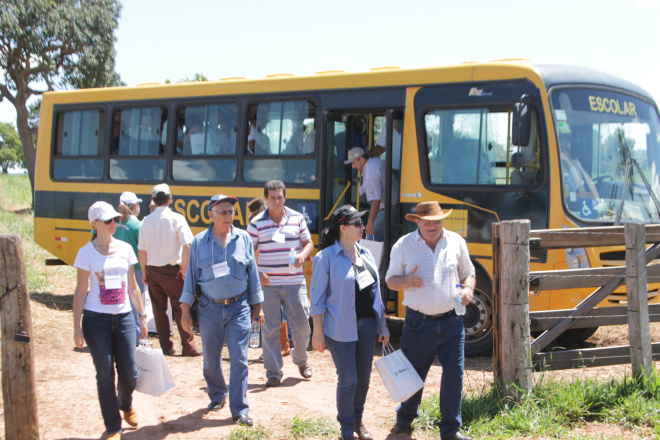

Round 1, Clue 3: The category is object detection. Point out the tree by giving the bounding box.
[0,122,24,173]
[0,0,124,198]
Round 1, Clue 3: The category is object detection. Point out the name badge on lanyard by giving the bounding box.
[104,274,122,289]
[356,268,375,290]
[212,261,230,278]
[272,228,286,244]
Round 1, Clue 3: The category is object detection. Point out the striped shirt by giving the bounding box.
[247,207,311,285]
[386,228,475,315]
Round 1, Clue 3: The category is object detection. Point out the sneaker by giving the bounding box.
[123,408,138,427]
[265,377,281,387]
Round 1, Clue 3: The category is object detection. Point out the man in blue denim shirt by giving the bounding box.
[181,194,264,427]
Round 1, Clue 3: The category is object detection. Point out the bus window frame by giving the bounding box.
[171,98,242,185]
[241,96,321,187]
[50,104,108,182]
[416,101,548,194]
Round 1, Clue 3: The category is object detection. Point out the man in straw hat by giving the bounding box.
[385,201,476,440]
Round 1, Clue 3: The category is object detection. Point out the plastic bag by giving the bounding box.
[135,342,175,396]
[374,343,424,403]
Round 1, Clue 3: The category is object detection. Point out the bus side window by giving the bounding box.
[109,107,168,181]
[172,103,239,183]
[53,109,105,180]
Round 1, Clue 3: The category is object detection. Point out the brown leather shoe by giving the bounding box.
[354,421,373,440]
[298,363,312,379]
[122,407,138,427]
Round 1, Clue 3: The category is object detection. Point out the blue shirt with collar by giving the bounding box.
[310,240,389,342]
[181,224,264,306]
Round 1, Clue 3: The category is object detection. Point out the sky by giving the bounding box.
[1,0,660,124]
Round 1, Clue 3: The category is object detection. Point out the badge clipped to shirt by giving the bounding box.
[356,269,375,290]
[104,274,122,290]
[271,228,286,244]
[212,261,230,278]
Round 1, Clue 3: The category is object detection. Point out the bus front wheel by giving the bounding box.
[463,276,493,357]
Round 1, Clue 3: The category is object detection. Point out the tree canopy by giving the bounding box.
[0,123,24,173]
[0,0,123,197]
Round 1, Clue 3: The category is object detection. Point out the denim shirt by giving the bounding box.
[310,241,389,342]
[181,225,263,306]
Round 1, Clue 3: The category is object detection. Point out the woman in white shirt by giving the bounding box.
[73,201,148,440]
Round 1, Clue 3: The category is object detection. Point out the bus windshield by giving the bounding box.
[550,88,660,223]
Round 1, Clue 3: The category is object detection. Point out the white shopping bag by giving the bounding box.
[135,342,175,396]
[359,238,384,266]
[374,343,425,403]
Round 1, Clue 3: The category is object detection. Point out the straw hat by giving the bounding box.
[404,201,452,221]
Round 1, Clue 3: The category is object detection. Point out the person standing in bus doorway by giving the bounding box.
[385,201,476,440]
[137,183,201,356]
[114,191,146,343]
[180,194,264,426]
[346,147,387,241]
[247,180,314,387]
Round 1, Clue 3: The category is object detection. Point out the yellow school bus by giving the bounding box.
[35,60,660,355]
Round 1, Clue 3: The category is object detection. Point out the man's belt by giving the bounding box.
[408,307,454,320]
[201,291,245,305]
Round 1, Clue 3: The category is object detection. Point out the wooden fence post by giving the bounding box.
[1,234,38,439]
[625,223,653,379]
[498,220,532,401]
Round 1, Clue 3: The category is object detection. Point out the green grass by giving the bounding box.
[415,372,660,439]
[0,174,53,293]
[289,415,338,439]
[224,425,270,440]
[0,173,32,210]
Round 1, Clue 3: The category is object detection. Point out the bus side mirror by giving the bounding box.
[512,97,532,147]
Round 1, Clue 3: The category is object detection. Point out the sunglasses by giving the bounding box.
[347,219,364,227]
[103,217,120,225]
[211,209,235,216]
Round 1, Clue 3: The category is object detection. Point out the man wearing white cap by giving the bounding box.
[138,183,200,356]
[345,147,387,241]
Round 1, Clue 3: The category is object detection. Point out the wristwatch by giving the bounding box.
[138,312,148,318]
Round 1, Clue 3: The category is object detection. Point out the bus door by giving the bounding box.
[321,109,402,313]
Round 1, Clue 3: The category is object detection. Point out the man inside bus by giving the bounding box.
[206,109,235,155]
[368,112,403,177]
[247,106,270,155]
[182,115,206,155]
[346,147,387,241]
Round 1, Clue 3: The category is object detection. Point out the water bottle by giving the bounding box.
[454,284,466,316]
[288,248,297,272]
[249,318,260,348]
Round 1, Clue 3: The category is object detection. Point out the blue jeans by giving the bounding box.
[324,318,378,436]
[130,269,146,340]
[397,309,465,438]
[82,310,137,435]
[262,282,310,380]
[197,292,251,417]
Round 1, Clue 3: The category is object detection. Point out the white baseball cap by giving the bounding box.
[344,147,366,164]
[119,191,142,205]
[151,183,171,198]
[88,201,122,224]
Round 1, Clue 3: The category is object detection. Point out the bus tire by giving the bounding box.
[463,275,493,357]
[557,326,599,345]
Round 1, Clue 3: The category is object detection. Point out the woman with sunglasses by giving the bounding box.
[310,204,390,440]
[73,201,148,440]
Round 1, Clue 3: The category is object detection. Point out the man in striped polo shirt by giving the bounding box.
[247,180,314,387]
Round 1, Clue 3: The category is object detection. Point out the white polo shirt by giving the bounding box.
[361,156,386,210]
[386,228,475,315]
[138,206,193,267]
